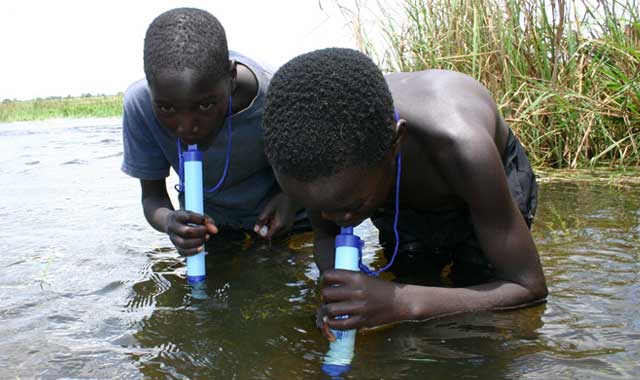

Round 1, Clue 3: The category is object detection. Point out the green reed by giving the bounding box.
[343,0,639,168]
[0,95,124,123]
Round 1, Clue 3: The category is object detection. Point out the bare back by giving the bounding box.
[385,70,510,211]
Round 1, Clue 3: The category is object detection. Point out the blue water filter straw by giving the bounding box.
[322,226,362,377]
[183,144,206,284]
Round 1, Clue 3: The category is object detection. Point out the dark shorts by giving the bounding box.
[370,129,538,284]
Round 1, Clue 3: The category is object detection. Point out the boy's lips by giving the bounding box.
[182,134,205,146]
[183,139,197,146]
[182,129,216,148]
[337,215,368,227]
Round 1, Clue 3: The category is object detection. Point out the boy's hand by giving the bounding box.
[254,192,297,239]
[316,269,403,338]
[164,210,218,256]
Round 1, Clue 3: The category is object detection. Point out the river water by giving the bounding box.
[0,118,638,379]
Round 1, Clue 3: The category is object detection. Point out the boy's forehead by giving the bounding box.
[151,68,205,88]
[150,69,226,100]
[279,166,379,208]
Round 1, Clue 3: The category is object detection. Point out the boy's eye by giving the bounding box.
[199,103,214,111]
[158,105,175,113]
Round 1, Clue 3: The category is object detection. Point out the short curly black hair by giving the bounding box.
[143,8,229,84]
[262,48,396,181]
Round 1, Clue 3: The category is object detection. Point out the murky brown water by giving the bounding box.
[0,119,638,379]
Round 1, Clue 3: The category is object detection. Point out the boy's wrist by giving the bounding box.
[395,285,430,321]
[160,209,173,234]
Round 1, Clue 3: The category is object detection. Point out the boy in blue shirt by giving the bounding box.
[122,8,302,256]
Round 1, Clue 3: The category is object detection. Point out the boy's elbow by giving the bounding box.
[535,282,549,301]
[510,267,548,303]
[525,287,547,306]
[526,275,548,302]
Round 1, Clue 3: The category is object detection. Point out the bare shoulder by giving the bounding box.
[385,70,492,101]
[385,70,505,157]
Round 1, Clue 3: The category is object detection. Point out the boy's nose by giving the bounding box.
[176,115,199,135]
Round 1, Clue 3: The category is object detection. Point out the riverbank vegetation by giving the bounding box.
[3,1,638,169]
[0,94,123,123]
[342,0,639,168]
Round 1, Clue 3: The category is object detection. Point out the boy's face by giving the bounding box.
[276,155,396,227]
[149,67,233,150]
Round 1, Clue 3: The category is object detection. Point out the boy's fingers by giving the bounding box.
[324,300,359,318]
[265,218,283,238]
[321,317,336,341]
[320,284,351,303]
[326,314,361,330]
[319,269,350,287]
[254,224,269,238]
[184,211,207,225]
[203,215,218,234]
[175,223,208,238]
[173,210,206,226]
[177,245,204,257]
[172,235,206,249]
[173,234,205,256]
[256,202,276,225]
[206,223,218,235]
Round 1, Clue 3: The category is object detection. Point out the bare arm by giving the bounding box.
[140,179,174,233]
[396,147,545,323]
[393,78,547,321]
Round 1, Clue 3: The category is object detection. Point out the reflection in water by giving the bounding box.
[1,120,639,379]
[189,279,208,300]
[349,306,546,379]
[322,329,355,378]
[125,237,323,379]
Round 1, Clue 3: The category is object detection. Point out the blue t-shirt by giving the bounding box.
[121,51,278,230]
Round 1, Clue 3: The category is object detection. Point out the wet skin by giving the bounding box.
[139,62,298,255]
[275,69,548,338]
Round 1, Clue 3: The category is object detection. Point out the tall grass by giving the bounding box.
[0,95,123,123]
[341,0,640,168]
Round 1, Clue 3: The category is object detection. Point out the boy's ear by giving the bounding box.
[391,118,407,156]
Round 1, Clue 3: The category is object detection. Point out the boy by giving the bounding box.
[262,48,547,336]
[121,8,301,256]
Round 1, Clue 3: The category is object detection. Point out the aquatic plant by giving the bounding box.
[339,0,640,168]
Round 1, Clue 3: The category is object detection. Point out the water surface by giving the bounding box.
[0,119,638,379]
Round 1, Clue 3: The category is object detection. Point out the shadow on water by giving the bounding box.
[1,120,639,379]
